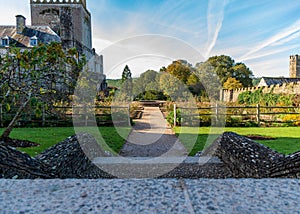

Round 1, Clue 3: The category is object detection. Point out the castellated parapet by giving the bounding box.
[30,0,87,7]
[221,81,300,102]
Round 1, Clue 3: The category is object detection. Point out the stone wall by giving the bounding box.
[221,81,300,102]
[1,132,299,179]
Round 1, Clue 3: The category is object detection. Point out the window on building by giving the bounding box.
[2,36,9,46]
[30,36,38,47]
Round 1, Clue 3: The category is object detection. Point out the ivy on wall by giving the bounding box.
[238,88,294,106]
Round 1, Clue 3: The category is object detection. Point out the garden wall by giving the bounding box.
[221,81,300,102]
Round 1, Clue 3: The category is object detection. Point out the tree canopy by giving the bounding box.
[223,77,243,90]
[108,55,254,102]
[198,55,253,87]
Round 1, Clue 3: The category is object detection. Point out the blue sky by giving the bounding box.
[1,0,300,79]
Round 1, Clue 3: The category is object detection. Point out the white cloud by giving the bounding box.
[93,37,114,53]
[107,55,172,79]
[248,58,289,77]
[99,35,204,79]
[239,44,300,62]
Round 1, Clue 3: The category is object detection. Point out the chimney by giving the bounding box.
[16,15,26,34]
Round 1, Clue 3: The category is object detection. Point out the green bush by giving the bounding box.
[225,116,242,127]
[244,121,258,127]
[199,115,211,126]
[166,109,181,127]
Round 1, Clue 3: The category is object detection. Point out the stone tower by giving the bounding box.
[289,55,300,78]
[30,0,92,58]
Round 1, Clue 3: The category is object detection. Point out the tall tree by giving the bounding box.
[122,65,132,83]
[120,65,133,101]
[196,55,253,88]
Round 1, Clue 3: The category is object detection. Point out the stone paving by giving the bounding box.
[119,107,187,157]
[0,179,299,213]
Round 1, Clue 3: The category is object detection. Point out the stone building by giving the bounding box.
[0,0,106,91]
[0,15,60,54]
[221,55,300,102]
[257,77,300,87]
[30,0,93,59]
[289,55,300,78]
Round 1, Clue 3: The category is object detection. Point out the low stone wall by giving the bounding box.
[0,132,299,179]
[0,145,53,179]
[203,132,300,178]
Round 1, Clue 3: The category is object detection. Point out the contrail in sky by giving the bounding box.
[205,0,228,59]
[240,19,300,61]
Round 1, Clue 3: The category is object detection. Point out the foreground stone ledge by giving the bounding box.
[1,179,300,213]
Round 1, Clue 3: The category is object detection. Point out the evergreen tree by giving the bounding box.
[120,65,133,101]
[122,65,132,83]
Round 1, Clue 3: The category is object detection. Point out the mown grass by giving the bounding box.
[2,126,300,157]
[175,127,300,156]
[0,127,131,157]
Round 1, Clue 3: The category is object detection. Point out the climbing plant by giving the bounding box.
[238,89,294,106]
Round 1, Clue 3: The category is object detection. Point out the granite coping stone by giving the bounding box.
[0,179,299,213]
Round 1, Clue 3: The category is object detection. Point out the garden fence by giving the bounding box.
[175,104,300,127]
[0,104,130,127]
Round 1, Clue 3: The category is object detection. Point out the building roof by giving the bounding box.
[258,77,300,87]
[0,25,60,47]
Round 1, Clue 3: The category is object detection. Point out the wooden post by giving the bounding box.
[84,106,88,126]
[128,103,131,126]
[0,104,2,127]
[215,103,219,125]
[257,104,260,127]
[42,104,45,127]
[174,103,176,127]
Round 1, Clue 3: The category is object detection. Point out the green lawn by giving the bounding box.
[2,126,300,157]
[175,127,300,156]
[0,127,131,157]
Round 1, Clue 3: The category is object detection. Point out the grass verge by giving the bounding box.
[0,127,131,157]
[175,127,300,156]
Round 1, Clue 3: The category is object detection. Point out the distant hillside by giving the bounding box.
[106,78,138,89]
[106,79,122,88]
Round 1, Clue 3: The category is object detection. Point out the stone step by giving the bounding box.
[91,156,228,179]
[92,156,222,165]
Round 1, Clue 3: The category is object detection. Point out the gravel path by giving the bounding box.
[119,107,187,157]
[1,179,299,213]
